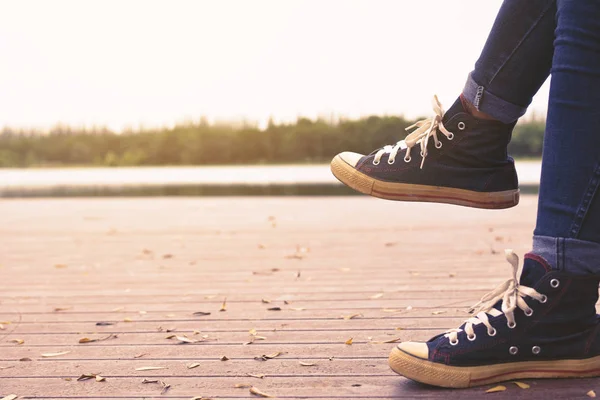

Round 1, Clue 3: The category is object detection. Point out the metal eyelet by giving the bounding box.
[467,333,476,342]
[457,122,466,131]
[449,338,459,346]
[550,279,560,288]
[524,308,534,317]
[372,160,380,166]
[404,156,411,163]
[488,328,497,337]
[532,346,541,355]
[539,295,548,303]
[387,157,395,165]
[507,321,517,329]
[447,132,455,140]
[435,141,442,149]
[420,151,425,157]
[509,346,518,355]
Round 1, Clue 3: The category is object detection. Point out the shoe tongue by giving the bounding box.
[519,253,552,287]
[442,97,466,124]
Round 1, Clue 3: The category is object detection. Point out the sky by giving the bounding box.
[0,0,550,132]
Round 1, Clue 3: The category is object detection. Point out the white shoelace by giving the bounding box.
[444,250,546,344]
[373,95,455,169]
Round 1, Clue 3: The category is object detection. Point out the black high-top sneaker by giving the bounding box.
[330,96,520,209]
[388,250,600,388]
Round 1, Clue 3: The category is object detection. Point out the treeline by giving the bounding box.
[0,117,545,167]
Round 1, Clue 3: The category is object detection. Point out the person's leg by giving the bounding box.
[388,0,600,388]
[331,0,555,209]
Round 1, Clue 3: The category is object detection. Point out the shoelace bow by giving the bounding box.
[373,95,455,169]
[444,250,546,343]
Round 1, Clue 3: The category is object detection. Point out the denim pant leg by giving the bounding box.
[463,0,556,123]
[533,0,600,275]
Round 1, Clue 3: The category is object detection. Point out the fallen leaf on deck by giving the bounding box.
[432,310,447,315]
[247,373,265,379]
[142,379,159,383]
[0,366,15,370]
[254,352,282,361]
[370,293,384,299]
[345,338,353,345]
[111,307,125,312]
[77,374,99,381]
[220,298,227,312]
[258,244,266,249]
[485,385,507,393]
[406,306,413,311]
[64,377,72,381]
[220,356,229,361]
[261,299,270,303]
[249,328,258,335]
[449,272,457,278]
[1,395,18,400]
[190,397,212,400]
[0,325,4,330]
[512,381,530,389]
[396,327,404,331]
[249,386,273,398]
[19,358,32,362]
[384,242,397,247]
[2,321,13,325]
[162,254,174,259]
[135,366,167,371]
[371,337,402,344]
[267,307,281,311]
[142,249,153,255]
[139,311,147,315]
[161,381,171,394]
[54,263,68,268]
[9,339,24,345]
[235,383,253,388]
[187,363,200,369]
[123,317,133,322]
[41,351,71,358]
[95,322,115,326]
[53,307,71,312]
[290,307,305,311]
[588,391,597,398]
[342,313,363,320]
[299,361,315,366]
[79,334,117,343]
[193,311,211,316]
[95,375,106,382]
[134,353,147,359]
[382,308,401,313]
[172,335,197,344]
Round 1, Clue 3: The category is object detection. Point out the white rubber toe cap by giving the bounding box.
[397,341,429,359]
[336,151,364,167]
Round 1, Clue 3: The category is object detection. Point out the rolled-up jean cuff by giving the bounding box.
[533,235,600,275]
[462,73,528,124]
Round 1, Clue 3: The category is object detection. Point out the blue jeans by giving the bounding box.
[464,0,600,274]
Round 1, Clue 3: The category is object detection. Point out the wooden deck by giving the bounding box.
[0,196,598,399]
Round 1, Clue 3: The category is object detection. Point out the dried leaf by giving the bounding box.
[111,306,125,312]
[64,377,72,381]
[79,334,117,343]
[95,375,106,382]
[193,311,211,316]
[134,353,147,359]
[19,358,32,362]
[290,307,305,311]
[0,366,15,370]
[53,307,71,312]
[588,391,597,398]
[249,386,273,398]
[142,248,153,255]
[54,263,68,268]
[299,361,315,366]
[77,374,98,381]
[261,299,270,303]
[139,310,147,315]
[220,356,229,361]
[161,381,171,394]
[371,337,402,344]
[267,307,281,311]
[235,383,253,388]
[345,338,353,345]
[95,322,115,326]
[485,385,507,393]
[249,328,258,335]
[219,298,227,312]
[382,308,401,313]
[406,306,413,311]
[449,272,457,278]
[41,351,71,358]
[162,254,174,259]
[174,335,197,344]
[384,242,397,247]
[190,397,212,400]
[123,317,133,322]
[254,352,282,361]
[432,310,447,315]
[1,395,17,400]
[370,293,384,299]
[142,378,159,383]
[284,300,290,305]
[0,324,4,330]
[10,339,24,345]
[342,313,362,320]
[513,381,530,389]
[135,366,167,371]
[0,321,12,325]
[258,244,266,249]
[247,373,265,379]
[187,363,200,369]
